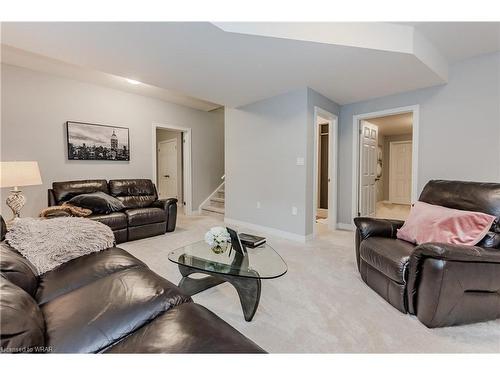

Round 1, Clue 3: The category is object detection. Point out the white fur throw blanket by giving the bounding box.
[5,217,115,275]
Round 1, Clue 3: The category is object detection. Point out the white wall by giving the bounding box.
[225,88,339,239]
[1,64,224,218]
[225,89,309,238]
[338,52,500,225]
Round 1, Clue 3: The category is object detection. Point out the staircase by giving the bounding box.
[200,176,225,217]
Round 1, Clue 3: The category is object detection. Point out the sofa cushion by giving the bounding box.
[396,201,496,246]
[105,303,265,353]
[109,179,157,209]
[52,179,109,204]
[419,180,500,218]
[125,208,165,227]
[41,267,191,353]
[360,237,416,284]
[36,247,146,305]
[0,243,38,296]
[88,212,127,230]
[0,278,46,353]
[68,191,125,214]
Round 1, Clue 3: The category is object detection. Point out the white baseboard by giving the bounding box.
[337,222,354,231]
[224,217,309,243]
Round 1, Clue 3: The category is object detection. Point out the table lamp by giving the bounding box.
[0,161,42,223]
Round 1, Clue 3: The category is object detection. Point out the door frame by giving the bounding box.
[388,140,412,204]
[157,138,179,200]
[351,105,419,223]
[312,106,338,234]
[152,123,193,215]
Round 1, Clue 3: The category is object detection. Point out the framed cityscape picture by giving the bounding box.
[66,121,130,161]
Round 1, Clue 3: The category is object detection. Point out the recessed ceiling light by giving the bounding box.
[125,78,141,85]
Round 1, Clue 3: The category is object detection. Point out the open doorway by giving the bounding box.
[313,107,338,234]
[316,118,329,223]
[156,128,183,202]
[352,106,419,222]
[153,123,193,215]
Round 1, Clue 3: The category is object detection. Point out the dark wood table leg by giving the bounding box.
[225,273,261,322]
[178,264,226,296]
[177,264,262,322]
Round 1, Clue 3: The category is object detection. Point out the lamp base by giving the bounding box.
[6,189,26,225]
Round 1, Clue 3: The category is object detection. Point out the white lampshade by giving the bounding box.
[0,161,42,188]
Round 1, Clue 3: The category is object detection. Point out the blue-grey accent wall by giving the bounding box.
[338,52,500,225]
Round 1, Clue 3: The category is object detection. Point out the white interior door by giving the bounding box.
[158,139,178,199]
[389,141,412,204]
[359,121,378,217]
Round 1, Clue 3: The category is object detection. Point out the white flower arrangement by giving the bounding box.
[205,226,231,248]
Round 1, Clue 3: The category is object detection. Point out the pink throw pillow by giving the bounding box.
[396,201,496,245]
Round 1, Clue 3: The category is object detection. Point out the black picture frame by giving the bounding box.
[226,227,248,257]
[66,121,130,161]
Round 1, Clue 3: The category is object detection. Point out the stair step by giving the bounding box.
[202,205,225,214]
[211,197,225,203]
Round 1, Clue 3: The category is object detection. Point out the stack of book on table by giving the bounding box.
[239,233,266,248]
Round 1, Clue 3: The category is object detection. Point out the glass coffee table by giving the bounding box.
[168,241,287,321]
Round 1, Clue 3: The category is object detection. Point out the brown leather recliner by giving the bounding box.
[354,180,500,328]
[0,216,264,353]
[48,179,177,243]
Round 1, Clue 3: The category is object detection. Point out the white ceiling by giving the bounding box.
[0,45,220,111]
[367,113,413,136]
[399,22,500,63]
[1,22,498,109]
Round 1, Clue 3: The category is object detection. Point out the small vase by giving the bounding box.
[211,243,226,254]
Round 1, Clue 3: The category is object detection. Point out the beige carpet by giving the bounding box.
[119,214,500,353]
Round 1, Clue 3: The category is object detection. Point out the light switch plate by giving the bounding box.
[292,206,298,215]
[256,201,261,209]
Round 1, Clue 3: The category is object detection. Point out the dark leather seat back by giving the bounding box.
[1,243,38,297]
[52,179,109,204]
[109,179,158,209]
[0,278,46,352]
[419,180,500,218]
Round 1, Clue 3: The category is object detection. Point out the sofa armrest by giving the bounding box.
[48,189,57,207]
[353,217,405,270]
[407,242,500,324]
[411,242,500,264]
[151,198,178,232]
[0,215,6,241]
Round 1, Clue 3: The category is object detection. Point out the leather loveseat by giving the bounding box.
[354,180,500,328]
[48,179,177,243]
[0,216,264,353]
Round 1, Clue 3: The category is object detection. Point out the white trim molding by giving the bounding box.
[351,105,420,222]
[224,217,310,243]
[152,122,193,215]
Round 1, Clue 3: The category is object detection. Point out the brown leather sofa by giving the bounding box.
[0,217,264,353]
[354,180,500,328]
[48,179,177,243]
